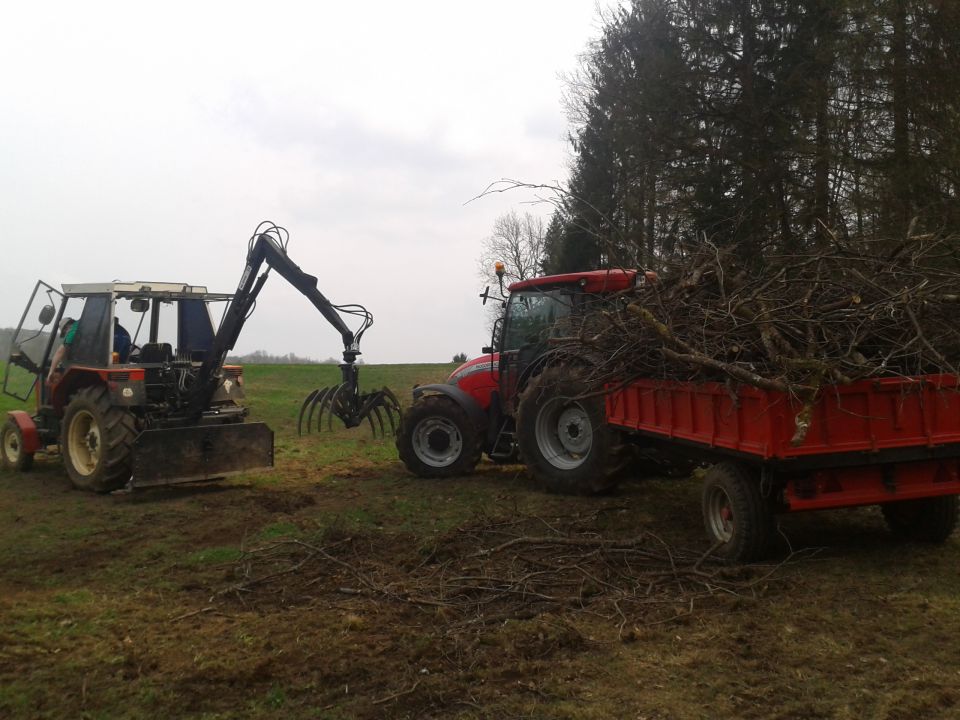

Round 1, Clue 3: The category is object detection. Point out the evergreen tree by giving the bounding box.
[554,0,960,268]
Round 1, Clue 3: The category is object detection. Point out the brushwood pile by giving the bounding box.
[554,235,960,443]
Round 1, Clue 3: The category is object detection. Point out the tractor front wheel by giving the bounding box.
[396,395,482,478]
[62,387,137,493]
[1,419,34,472]
[517,367,617,495]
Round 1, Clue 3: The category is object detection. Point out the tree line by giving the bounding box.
[484,1,960,278]
[225,350,362,365]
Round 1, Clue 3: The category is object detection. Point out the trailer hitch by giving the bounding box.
[297,362,402,437]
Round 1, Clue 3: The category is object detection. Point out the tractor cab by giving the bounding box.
[4,281,243,416]
[495,272,637,413]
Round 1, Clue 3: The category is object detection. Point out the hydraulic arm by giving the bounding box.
[188,223,400,434]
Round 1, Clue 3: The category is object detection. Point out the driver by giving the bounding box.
[114,318,132,363]
[47,317,77,383]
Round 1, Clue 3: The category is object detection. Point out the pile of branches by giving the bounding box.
[195,513,799,636]
[553,234,960,442]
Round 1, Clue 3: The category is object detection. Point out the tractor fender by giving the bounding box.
[515,347,590,397]
[50,367,104,413]
[412,384,489,432]
[5,411,40,454]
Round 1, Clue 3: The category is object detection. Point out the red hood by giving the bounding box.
[448,354,499,383]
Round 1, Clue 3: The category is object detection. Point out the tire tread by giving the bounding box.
[882,495,958,543]
[1,419,34,473]
[396,395,482,478]
[701,462,774,562]
[62,386,137,492]
[516,366,617,496]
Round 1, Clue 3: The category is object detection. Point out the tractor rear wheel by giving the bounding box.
[517,367,617,495]
[61,386,137,493]
[1,419,34,472]
[396,395,482,478]
[881,496,959,543]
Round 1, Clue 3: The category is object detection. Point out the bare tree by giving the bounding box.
[477,210,547,285]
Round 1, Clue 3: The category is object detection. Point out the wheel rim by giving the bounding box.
[411,417,463,468]
[67,410,101,477]
[2,428,20,464]
[705,485,735,543]
[534,397,593,470]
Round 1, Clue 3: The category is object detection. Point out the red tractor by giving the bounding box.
[396,267,646,494]
[1,223,399,492]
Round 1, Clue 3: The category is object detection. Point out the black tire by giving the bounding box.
[701,462,774,562]
[61,386,137,493]
[1,419,34,472]
[516,367,617,495]
[396,395,482,478]
[881,496,959,543]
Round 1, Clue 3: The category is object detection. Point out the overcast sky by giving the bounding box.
[0,1,605,363]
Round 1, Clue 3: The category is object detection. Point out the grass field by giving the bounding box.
[2,364,960,719]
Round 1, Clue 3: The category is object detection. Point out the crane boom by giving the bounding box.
[186,230,370,422]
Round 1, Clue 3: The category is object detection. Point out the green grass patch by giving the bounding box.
[258,521,301,539]
[264,684,287,709]
[186,546,243,566]
[52,589,94,605]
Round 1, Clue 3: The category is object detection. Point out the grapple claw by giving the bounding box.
[357,386,402,438]
[370,404,386,436]
[297,388,321,436]
[299,386,331,435]
[327,383,350,432]
[296,370,402,438]
[318,383,342,432]
[310,387,329,433]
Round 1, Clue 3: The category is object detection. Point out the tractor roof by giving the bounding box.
[508,269,638,294]
[60,282,232,301]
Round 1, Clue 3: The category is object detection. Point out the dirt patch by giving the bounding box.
[250,490,317,514]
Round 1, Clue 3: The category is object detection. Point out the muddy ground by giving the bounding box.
[2,364,959,719]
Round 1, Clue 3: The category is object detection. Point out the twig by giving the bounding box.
[372,679,422,706]
[170,606,214,623]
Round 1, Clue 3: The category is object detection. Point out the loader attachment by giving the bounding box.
[298,384,402,437]
[130,422,274,488]
[297,363,402,438]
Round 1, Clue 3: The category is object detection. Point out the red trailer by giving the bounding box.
[606,374,960,561]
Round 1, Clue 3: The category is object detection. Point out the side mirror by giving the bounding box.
[38,305,55,326]
[481,346,493,354]
[131,298,149,313]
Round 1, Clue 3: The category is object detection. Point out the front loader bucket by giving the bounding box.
[130,423,274,488]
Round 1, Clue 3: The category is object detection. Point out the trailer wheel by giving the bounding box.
[62,386,137,493]
[701,462,774,562]
[396,395,482,478]
[517,367,616,495]
[881,496,959,543]
[1,419,34,472]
